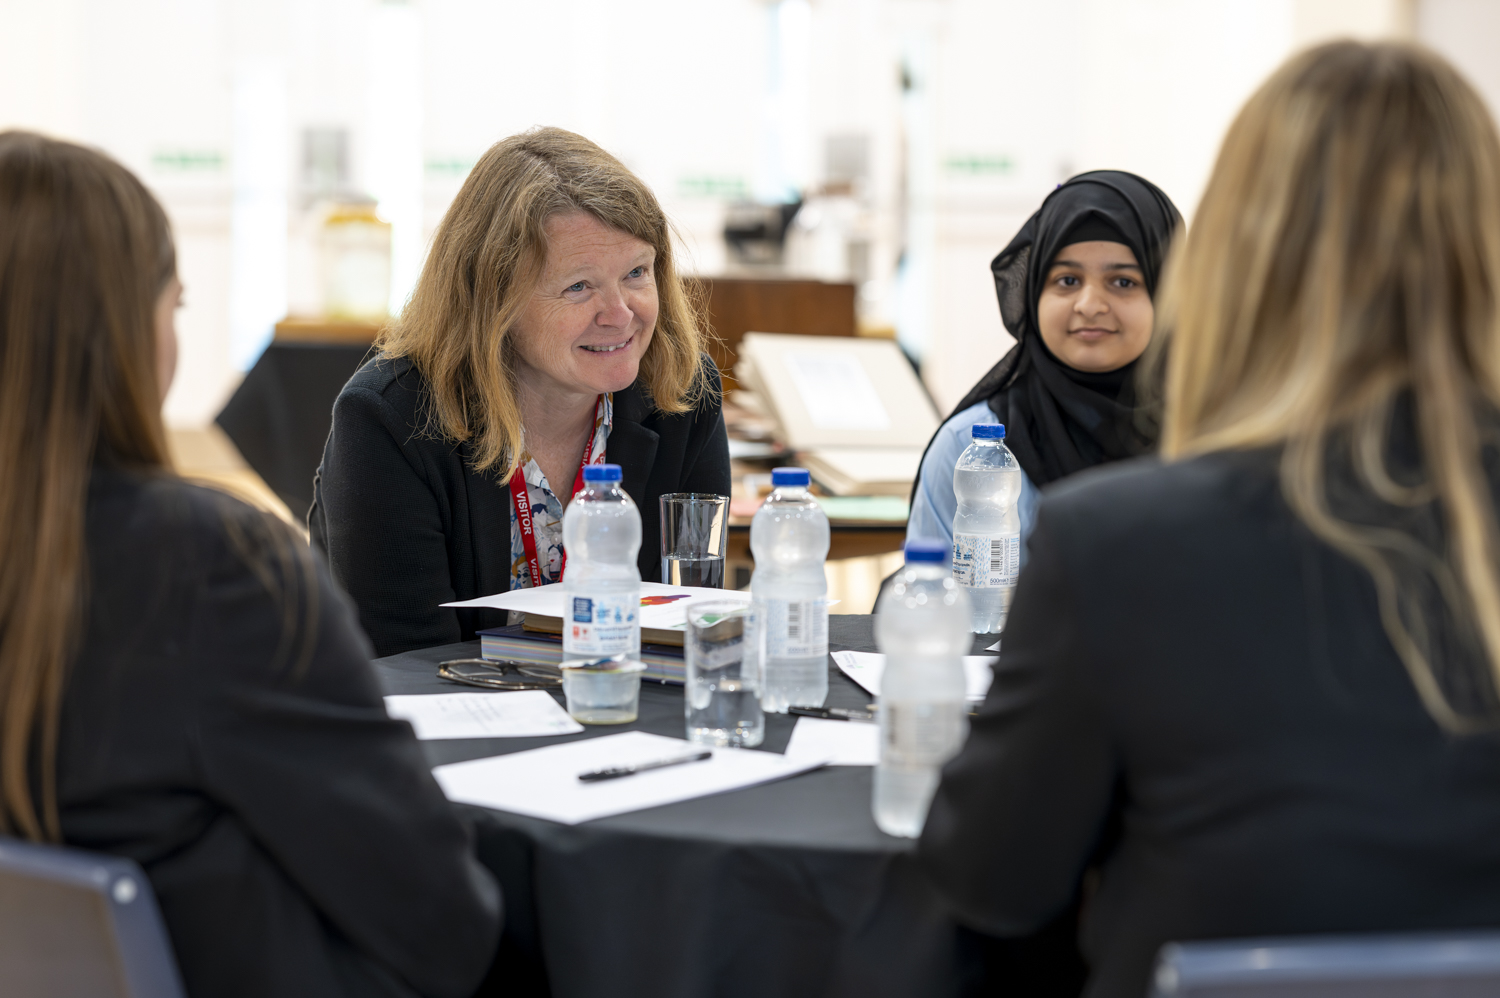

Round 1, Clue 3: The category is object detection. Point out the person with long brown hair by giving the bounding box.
[309,127,730,657]
[0,131,500,997]
[918,42,1500,998]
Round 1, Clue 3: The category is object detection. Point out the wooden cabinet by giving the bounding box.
[687,276,857,393]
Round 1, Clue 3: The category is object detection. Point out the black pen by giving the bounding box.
[788,705,876,723]
[578,750,713,783]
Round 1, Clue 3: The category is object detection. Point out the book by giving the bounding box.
[478,624,686,685]
[522,613,686,648]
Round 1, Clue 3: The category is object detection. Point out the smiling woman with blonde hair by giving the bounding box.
[919,42,1500,998]
[310,127,729,656]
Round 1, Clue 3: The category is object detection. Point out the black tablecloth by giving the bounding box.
[372,615,998,998]
[216,342,372,520]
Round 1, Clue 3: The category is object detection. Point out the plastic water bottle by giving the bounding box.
[562,464,641,662]
[951,423,1022,633]
[873,539,972,838]
[749,467,830,712]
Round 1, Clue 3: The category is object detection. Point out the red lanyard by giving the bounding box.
[509,443,594,588]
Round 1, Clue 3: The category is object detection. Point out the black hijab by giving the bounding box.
[935,170,1182,488]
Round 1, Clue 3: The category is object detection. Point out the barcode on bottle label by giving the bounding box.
[763,598,828,658]
[563,592,638,656]
[952,533,1020,589]
[880,702,969,766]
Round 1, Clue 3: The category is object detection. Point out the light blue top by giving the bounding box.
[907,401,1042,564]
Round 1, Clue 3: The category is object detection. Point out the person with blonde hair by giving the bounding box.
[919,42,1500,998]
[310,127,729,656]
[0,131,500,996]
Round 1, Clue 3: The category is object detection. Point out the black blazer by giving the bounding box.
[308,353,731,657]
[62,468,501,998]
[920,449,1500,998]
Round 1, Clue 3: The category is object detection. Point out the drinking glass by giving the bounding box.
[659,493,729,587]
[683,601,764,747]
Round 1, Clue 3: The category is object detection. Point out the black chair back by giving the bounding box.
[0,838,185,998]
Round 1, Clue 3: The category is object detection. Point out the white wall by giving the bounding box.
[1418,0,1500,118]
[914,0,1430,411]
[0,0,1480,426]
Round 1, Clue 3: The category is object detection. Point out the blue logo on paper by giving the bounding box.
[572,597,593,623]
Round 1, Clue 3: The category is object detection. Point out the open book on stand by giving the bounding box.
[735,333,939,497]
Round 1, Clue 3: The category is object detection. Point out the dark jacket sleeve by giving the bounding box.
[190,511,501,998]
[313,384,464,655]
[680,363,731,496]
[918,499,1118,935]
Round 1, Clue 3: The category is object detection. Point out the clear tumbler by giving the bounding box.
[659,493,729,587]
[683,600,764,747]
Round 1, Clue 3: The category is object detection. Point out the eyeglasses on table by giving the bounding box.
[437,658,562,691]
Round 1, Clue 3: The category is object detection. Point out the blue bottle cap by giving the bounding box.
[583,463,623,482]
[771,467,811,487]
[971,423,1006,440]
[904,538,949,563]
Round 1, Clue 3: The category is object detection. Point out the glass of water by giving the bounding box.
[683,600,764,747]
[659,493,729,587]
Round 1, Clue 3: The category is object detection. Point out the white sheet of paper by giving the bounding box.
[784,717,879,766]
[384,691,583,740]
[441,581,751,630]
[432,731,825,825]
[782,351,892,431]
[831,650,995,702]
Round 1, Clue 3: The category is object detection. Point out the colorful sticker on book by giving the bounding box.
[640,594,693,607]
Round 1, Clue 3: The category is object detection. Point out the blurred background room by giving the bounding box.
[3,0,1495,610]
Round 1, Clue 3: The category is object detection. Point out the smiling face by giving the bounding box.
[510,211,658,402]
[1035,240,1154,372]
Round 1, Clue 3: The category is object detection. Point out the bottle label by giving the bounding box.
[563,592,638,656]
[880,701,969,767]
[761,598,828,658]
[952,533,1020,589]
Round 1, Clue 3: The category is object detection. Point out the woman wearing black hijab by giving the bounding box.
[906,171,1182,550]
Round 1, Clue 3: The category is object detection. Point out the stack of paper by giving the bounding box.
[443,584,753,685]
[443,582,747,631]
[802,448,924,499]
[735,333,939,497]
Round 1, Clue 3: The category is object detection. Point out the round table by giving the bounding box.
[372,615,991,998]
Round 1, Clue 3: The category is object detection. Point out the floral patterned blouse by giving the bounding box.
[508,393,612,590]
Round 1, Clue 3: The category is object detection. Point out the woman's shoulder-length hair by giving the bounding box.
[379,126,711,477]
[1153,41,1500,733]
